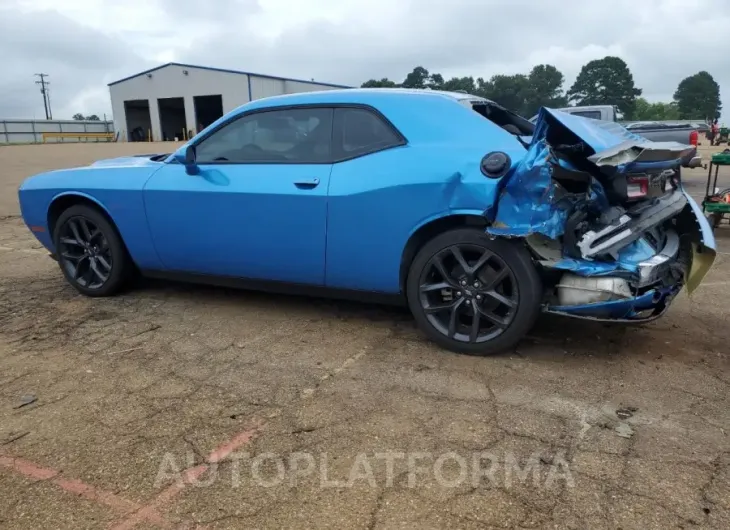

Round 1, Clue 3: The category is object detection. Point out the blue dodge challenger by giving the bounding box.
[18,89,716,355]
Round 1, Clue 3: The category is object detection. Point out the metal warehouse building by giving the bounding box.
[108,62,351,142]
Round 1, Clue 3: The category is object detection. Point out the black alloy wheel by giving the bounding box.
[58,216,112,289]
[53,204,132,297]
[418,244,518,344]
[407,228,542,355]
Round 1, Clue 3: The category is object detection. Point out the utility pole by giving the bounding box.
[34,73,52,120]
[46,85,53,120]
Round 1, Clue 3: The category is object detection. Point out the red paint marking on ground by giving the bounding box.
[2,421,265,530]
[207,421,265,464]
[0,453,171,528]
[157,465,209,506]
[0,455,58,480]
[109,420,265,530]
[109,465,207,530]
[54,477,141,514]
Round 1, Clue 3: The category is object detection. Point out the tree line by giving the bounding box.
[72,113,101,121]
[361,56,722,121]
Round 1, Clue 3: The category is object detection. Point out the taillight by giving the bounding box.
[626,173,668,200]
[690,130,698,146]
[627,175,650,199]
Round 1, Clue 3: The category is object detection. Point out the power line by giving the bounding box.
[34,73,52,120]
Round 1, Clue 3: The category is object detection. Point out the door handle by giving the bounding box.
[294,178,320,189]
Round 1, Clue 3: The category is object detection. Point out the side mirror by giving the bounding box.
[176,145,200,175]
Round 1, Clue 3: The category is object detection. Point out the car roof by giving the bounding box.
[241,87,491,111]
[354,88,490,102]
[176,87,528,159]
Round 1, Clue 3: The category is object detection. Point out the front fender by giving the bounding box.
[44,191,117,251]
[50,190,112,217]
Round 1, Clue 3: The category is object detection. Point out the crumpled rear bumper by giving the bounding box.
[546,284,681,322]
[541,191,715,321]
[486,108,716,322]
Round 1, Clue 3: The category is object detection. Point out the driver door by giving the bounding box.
[143,106,334,285]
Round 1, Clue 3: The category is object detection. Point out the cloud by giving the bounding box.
[1,0,729,119]
[0,5,151,119]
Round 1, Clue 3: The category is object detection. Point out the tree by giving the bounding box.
[402,66,430,89]
[631,98,680,121]
[567,56,642,116]
[361,78,398,88]
[631,98,652,120]
[673,71,722,120]
[428,73,445,89]
[72,113,102,121]
[481,74,531,115]
[475,77,490,96]
[359,65,565,116]
[441,76,476,94]
[523,64,568,117]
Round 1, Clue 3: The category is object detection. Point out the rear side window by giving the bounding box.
[334,107,404,160]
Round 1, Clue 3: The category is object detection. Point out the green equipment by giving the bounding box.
[702,150,730,229]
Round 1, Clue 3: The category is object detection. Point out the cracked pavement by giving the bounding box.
[0,142,729,529]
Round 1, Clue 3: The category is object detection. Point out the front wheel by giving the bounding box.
[53,204,133,297]
[406,228,542,355]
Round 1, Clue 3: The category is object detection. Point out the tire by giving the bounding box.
[406,228,542,355]
[53,204,132,297]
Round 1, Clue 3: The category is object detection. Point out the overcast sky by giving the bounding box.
[1,0,728,120]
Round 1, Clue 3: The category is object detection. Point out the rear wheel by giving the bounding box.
[53,204,132,297]
[406,228,542,355]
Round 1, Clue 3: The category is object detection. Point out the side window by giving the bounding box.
[335,107,404,159]
[195,107,333,163]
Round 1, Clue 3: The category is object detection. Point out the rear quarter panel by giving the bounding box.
[325,95,527,293]
[18,165,164,270]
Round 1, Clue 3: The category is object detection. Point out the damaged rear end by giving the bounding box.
[487,108,716,322]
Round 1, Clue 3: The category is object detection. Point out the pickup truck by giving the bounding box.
[530,105,700,145]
